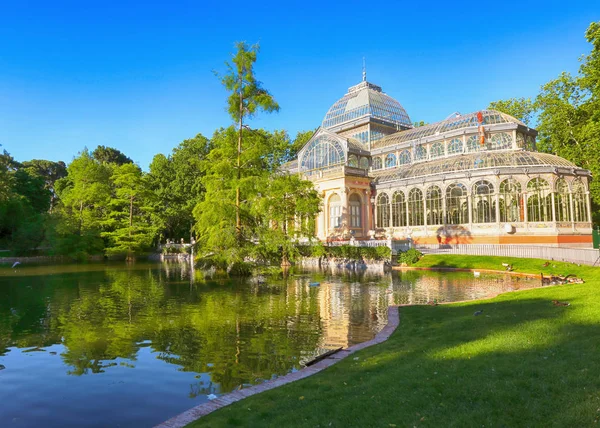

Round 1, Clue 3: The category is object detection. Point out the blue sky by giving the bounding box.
[1,0,598,169]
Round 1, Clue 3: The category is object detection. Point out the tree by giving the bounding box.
[21,160,67,212]
[216,42,279,241]
[412,121,428,128]
[102,163,156,260]
[253,173,321,266]
[147,133,211,242]
[51,149,111,257]
[92,145,133,166]
[488,97,535,126]
[533,21,600,223]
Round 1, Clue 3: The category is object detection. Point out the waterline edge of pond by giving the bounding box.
[155,306,401,428]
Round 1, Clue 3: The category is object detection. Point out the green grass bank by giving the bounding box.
[187,255,600,427]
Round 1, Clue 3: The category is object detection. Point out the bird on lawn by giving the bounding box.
[474,309,484,316]
[542,262,550,267]
[552,300,570,307]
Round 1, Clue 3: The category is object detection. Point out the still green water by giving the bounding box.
[0,263,539,427]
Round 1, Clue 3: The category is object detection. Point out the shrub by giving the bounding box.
[375,246,392,260]
[310,242,327,258]
[397,248,423,265]
[227,261,253,277]
[361,246,378,260]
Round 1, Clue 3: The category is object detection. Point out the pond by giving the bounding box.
[0,263,541,427]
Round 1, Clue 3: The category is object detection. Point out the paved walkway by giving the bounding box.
[155,306,400,428]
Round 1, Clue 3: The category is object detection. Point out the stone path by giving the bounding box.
[155,306,400,428]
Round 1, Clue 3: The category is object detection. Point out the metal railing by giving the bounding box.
[415,243,600,266]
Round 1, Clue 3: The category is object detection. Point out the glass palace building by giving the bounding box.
[283,77,593,247]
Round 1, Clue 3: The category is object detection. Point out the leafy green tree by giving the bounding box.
[13,169,51,214]
[52,149,111,257]
[253,173,321,265]
[412,120,428,128]
[488,97,535,125]
[92,145,133,166]
[533,21,600,223]
[102,163,156,260]
[216,41,279,240]
[147,134,211,242]
[0,146,17,201]
[21,160,67,212]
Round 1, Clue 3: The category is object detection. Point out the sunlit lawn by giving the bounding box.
[188,255,600,427]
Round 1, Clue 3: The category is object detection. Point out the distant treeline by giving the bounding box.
[0,128,314,261]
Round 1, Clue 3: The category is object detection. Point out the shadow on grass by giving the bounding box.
[191,286,600,427]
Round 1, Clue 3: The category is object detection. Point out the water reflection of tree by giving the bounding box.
[0,266,326,394]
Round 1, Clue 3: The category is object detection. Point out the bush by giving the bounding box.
[375,246,392,260]
[310,242,327,258]
[361,246,378,260]
[397,248,423,265]
[227,261,253,277]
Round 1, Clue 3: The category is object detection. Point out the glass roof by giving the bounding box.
[372,151,578,183]
[372,110,528,150]
[322,81,412,129]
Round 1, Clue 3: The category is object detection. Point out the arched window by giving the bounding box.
[348,155,358,167]
[414,145,427,161]
[408,188,424,226]
[328,194,342,229]
[446,183,468,225]
[499,179,522,222]
[472,180,495,223]
[466,135,481,152]
[359,157,369,170]
[300,137,345,173]
[392,191,407,227]
[349,194,362,228]
[572,179,589,222]
[426,185,443,225]
[447,138,463,155]
[516,133,525,149]
[385,153,397,168]
[554,178,571,222]
[489,133,512,150]
[372,157,382,170]
[376,193,390,228]
[398,150,411,165]
[527,178,551,222]
[430,142,445,159]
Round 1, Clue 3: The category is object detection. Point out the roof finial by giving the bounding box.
[362,57,366,82]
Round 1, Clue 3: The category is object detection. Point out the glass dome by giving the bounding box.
[322,81,412,130]
[373,151,579,183]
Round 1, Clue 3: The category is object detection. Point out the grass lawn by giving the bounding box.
[187,255,600,427]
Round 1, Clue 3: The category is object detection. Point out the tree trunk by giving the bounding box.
[236,75,244,242]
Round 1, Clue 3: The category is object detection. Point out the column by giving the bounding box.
[365,191,372,235]
[495,192,500,225]
[467,194,473,229]
[341,188,348,236]
[551,192,557,224]
[318,206,326,240]
[442,194,447,225]
[569,191,575,231]
[523,192,529,232]
[423,190,428,236]
[586,191,592,224]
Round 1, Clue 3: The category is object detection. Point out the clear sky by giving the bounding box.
[1,0,598,169]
